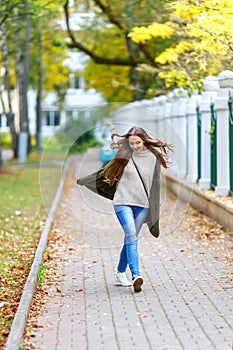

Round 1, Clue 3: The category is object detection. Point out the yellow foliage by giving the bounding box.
[128,0,233,90]
[155,49,178,64]
[172,0,233,59]
[155,41,193,64]
[128,23,173,44]
[84,63,133,102]
[158,69,204,95]
[40,23,70,92]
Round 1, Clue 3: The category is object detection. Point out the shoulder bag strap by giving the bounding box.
[131,156,149,199]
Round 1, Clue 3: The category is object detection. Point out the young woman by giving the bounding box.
[77,126,172,293]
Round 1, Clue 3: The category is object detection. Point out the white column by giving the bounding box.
[157,95,167,139]
[27,90,37,136]
[186,93,200,183]
[214,70,233,196]
[169,90,180,175]
[164,92,174,145]
[3,114,8,128]
[175,89,188,178]
[60,110,66,125]
[141,99,158,136]
[163,94,172,141]
[198,76,219,189]
[149,97,160,137]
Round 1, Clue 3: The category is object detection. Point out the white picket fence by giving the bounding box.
[113,70,233,197]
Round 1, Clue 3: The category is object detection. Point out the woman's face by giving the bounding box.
[128,135,145,153]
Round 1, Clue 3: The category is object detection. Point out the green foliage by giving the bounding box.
[159,69,205,96]
[55,115,101,155]
[70,136,100,154]
[54,103,117,155]
[37,263,46,285]
[28,10,70,97]
[0,133,12,149]
[128,0,233,91]
[84,63,133,102]
[70,0,172,100]
[0,0,70,98]
[0,138,64,345]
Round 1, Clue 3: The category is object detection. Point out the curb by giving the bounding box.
[5,157,73,350]
[165,173,233,231]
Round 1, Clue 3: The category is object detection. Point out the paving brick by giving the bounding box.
[27,157,233,350]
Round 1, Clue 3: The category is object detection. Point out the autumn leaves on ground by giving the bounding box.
[0,158,232,349]
[22,182,233,350]
[0,159,61,349]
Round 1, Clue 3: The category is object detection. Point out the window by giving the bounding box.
[54,111,60,126]
[75,75,80,89]
[0,114,10,127]
[45,111,50,126]
[44,111,61,126]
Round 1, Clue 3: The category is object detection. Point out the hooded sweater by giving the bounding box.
[113,149,156,208]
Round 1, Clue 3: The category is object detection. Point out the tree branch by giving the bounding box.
[64,0,160,67]
[0,0,22,27]
[64,0,144,67]
[93,0,158,66]
[171,14,233,53]
[93,0,126,31]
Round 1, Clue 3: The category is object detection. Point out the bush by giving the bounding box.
[55,117,101,154]
[0,133,12,149]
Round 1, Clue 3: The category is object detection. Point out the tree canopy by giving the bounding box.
[0,0,71,157]
[64,0,233,96]
[64,0,173,100]
[128,0,233,93]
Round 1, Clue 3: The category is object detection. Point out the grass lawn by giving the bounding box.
[0,141,65,348]
[0,131,99,348]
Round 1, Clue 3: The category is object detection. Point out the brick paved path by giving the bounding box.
[28,153,233,350]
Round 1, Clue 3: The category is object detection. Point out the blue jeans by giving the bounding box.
[114,205,149,279]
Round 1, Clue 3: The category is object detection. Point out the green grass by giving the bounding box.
[0,132,98,347]
[0,137,65,348]
[37,263,46,285]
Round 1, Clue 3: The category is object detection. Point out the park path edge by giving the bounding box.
[5,156,74,350]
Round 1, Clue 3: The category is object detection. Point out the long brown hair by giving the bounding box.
[101,126,173,185]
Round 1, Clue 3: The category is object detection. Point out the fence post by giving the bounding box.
[196,104,202,181]
[163,92,173,143]
[157,95,167,139]
[210,102,218,188]
[229,92,233,195]
[214,70,233,196]
[186,93,200,183]
[198,76,219,189]
[173,89,188,178]
[168,89,179,175]
[153,95,166,139]
[148,96,163,137]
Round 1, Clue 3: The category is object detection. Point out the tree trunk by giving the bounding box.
[0,140,3,169]
[0,17,18,158]
[0,88,4,167]
[126,38,145,101]
[36,19,43,154]
[16,1,31,161]
[24,1,31,153]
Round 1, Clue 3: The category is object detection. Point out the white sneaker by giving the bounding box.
[115,272,132,287]
[133,276,143,292]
